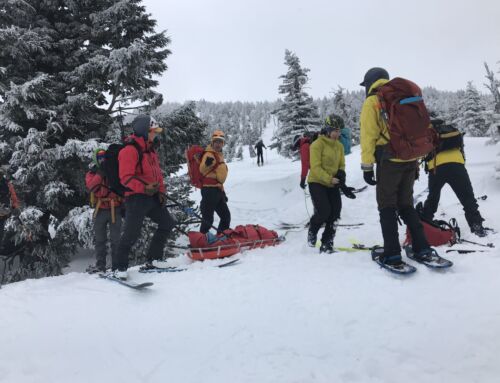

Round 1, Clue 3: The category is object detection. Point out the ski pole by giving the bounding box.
[458,239,494,248]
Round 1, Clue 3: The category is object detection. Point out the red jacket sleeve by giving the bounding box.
[119,145,145,194]
[85,171,104,192]
[300,143,310,179]
[8,182,19,209]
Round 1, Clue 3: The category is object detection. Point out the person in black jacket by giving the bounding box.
[254,140,267,166]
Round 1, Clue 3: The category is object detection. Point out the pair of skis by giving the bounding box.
[98,258,240,289]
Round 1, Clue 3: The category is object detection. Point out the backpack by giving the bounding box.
[376,78,438,160]
[404,217,460,247]
[100,141,143,197]
[185,145,220,189]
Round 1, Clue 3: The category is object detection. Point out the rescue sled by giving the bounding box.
[187,224,285,260]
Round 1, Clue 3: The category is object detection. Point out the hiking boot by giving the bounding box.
[379,252,403,266]
[307,229,317,248]
[471,223,487,237]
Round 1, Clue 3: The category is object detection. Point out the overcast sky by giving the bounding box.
[142,0,500,102]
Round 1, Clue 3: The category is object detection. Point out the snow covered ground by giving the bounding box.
[1,130,499,383]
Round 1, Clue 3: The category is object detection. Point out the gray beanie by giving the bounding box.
[131,114,152,139]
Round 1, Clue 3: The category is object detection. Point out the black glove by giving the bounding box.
[300,178,306,189]
[205,156,214,167]
[144,182,159,196]
[223,192,228,202]
[341,185,356,199]
[363,170,377,186]
[88,163,98,173]
[336,169,346,185]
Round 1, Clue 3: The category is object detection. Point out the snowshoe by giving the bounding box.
[371,247,417,275]
[404,246,453,269]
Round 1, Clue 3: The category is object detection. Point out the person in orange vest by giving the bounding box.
[85,148,123,273]
[199,130,230,233]
[0,166,19,252]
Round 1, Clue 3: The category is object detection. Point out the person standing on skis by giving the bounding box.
[114,115,176,280]
[254,139,267,166]
[359,67,440,266]
[306,121,356,253]
[199,130,231,234]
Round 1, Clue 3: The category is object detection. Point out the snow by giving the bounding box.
[1,129,500,383]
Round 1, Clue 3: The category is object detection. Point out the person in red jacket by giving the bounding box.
[114,115,176,279]
[85,148,123,273]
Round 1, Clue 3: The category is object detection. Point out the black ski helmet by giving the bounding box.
[360,67,389,94]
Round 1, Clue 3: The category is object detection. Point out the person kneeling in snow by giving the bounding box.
[199,130,231,234]
[307,118,356,253]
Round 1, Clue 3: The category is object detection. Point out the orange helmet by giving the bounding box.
[211,130,225,142]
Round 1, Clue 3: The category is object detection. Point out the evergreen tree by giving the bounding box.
[273,50,320,157]
[0,0,170,283]
[454,82,489,137]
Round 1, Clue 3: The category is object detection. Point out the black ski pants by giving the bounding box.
[115,194,176,271]
[423,163,482,228]
[200,187,231,234]
[257,150,264,165]
[376,160,429,254]
[308,182,342,245]
[94,209,122,270]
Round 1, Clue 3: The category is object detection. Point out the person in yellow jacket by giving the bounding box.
[199,130,230,233]
[360,67,438,266]
[420,119,488,237]
[307,116,356,253]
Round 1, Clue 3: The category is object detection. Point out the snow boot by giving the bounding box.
[319,240,334,254]
[86,264,106,274]
[307,229,317,248]
[470,222,488,237]
[113,269,128,280]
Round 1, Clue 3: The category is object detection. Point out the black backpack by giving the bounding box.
[100,141,143,197]
[424,119,464,168]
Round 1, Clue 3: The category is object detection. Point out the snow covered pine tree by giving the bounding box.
[0,0,170,284]
[273,50,320,157]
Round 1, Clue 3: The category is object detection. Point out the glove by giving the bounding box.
[88,163,98,173]
[223,192,228,203]
[300,178,306,189]
[158,193,166,206]
[340,185,356,199]
[205,156,215,167]
[336,169,346,185]
[363,170,377,186]
[144,182,159,196]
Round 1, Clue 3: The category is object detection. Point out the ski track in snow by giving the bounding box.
[1,131,500,383]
